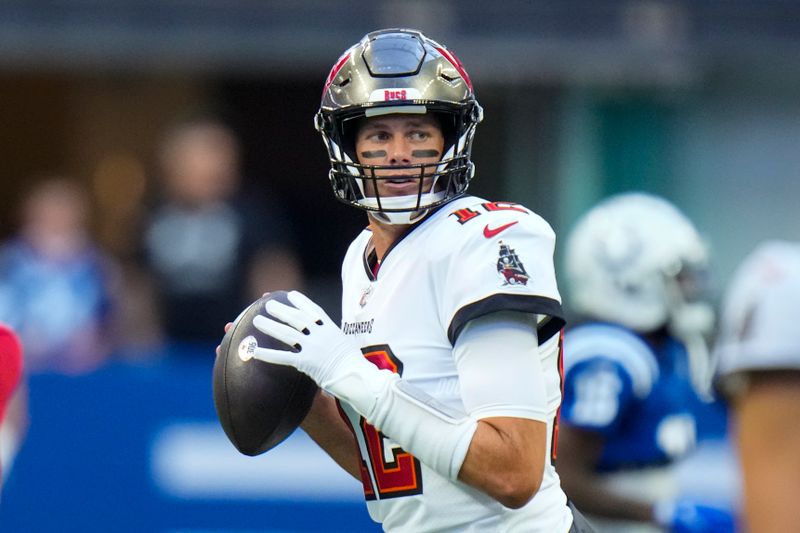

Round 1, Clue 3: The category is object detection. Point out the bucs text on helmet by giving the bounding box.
[314,28,484,225]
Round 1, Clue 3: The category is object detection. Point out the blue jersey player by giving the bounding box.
[557,193,735,533]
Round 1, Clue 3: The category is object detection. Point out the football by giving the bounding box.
[213,291,318,456]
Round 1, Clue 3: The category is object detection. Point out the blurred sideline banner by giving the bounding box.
[0,356,379,532]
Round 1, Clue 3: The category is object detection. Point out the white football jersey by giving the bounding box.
[715,240,800,379]
[337,196,572,532]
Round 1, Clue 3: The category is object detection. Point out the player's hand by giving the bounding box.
[250,291,369,391]
[654,499,736,533]
[215,322,234,358]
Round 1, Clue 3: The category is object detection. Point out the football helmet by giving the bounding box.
[565,193,715,394]
[314,28,484,225]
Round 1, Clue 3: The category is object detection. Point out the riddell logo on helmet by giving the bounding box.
[384,89,407,100]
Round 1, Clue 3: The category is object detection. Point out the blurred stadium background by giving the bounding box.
[1,1,799,531]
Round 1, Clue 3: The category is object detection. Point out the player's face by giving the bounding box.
[354,114,445,198]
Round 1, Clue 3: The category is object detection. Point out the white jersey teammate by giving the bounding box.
[247,29,589,532]
[714,241,800,532]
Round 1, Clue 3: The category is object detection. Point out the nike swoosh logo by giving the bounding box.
[483,221,518,238]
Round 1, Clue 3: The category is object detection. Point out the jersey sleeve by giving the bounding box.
[454,311,548,421]
[437,207,564,346]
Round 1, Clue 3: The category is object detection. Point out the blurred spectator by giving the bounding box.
[557,193,734,532]
[141,117,303,354]
[0,177,118,374]
[714,241,800,533]
[0,323,25,492]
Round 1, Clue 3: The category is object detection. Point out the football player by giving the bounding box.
[714,241,800,533]
[247,29,592,531]
[557,193,734,532]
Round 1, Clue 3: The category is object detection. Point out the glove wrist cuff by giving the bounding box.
[321,354,396,416]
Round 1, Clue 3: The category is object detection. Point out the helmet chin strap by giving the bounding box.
[364,191,448,225]
[369,209,428,226]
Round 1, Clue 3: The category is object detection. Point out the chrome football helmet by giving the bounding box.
[565,192,715,395]
[314,28,484,225]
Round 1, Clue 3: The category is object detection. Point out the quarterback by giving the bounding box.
[248,29,591,532]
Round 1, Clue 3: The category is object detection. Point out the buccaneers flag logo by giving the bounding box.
[496,241,529,286]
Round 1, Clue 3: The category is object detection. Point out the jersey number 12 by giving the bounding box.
[357,345,424,500]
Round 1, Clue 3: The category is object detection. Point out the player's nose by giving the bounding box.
[388,138,412,165]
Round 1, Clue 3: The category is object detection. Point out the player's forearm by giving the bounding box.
[300,390,361,480]
[458,417,546,509]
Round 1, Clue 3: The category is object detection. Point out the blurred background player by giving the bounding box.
[557,192,734,532]
[141,117,304,355]
[0,324,23,492]
[714,240,800,533]
[247,28,593,531]
[0,177,118,375]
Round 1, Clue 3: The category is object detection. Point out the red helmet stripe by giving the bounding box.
[435,47,473,92]
[323,52,351,98]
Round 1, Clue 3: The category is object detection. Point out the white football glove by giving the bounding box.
[250,290,477,480]
[251,290,394,415]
